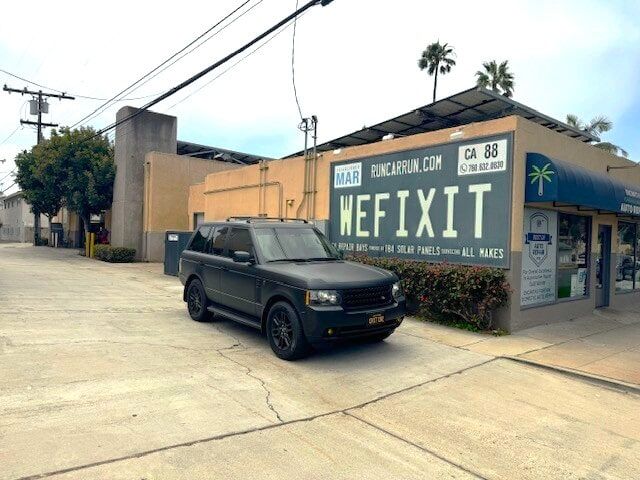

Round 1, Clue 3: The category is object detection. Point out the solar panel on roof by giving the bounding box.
[286,87,596,158]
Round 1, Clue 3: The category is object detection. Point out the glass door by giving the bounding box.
[596,225,611,308]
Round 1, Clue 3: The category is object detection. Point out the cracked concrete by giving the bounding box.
[1,245,639,479]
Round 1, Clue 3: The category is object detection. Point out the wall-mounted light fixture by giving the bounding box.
[333,148,342,155]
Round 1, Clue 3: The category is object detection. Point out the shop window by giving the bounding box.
[616,222,638,291]
[557,213,589,299]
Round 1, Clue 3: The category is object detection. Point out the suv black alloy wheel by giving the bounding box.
[266,301,309,360]
[187,279,210,322]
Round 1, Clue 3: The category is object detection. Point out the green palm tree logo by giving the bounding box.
[529,163,555,196]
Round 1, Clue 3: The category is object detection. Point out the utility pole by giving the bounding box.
[3,85,74,244]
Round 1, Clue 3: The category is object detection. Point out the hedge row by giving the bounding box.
[94,245,136,263]
[350,255,510,330]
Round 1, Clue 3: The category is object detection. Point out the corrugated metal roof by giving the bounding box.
[177,141,269,165]
[286,87,597,157]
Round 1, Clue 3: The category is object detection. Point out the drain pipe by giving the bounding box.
[296,118,311,219]
[311,115,318,219]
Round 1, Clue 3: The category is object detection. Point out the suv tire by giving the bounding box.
[266,301,310,360]
[186,279,210,322]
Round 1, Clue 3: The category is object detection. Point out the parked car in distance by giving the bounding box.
[179,217,406,360]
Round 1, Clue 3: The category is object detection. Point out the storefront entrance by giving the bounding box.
[596,225,611,308]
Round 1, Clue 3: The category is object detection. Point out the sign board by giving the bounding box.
[521,208,557,307]
[329,134,512,267]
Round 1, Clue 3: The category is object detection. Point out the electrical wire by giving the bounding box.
[167,9,308,111]
[95,0,324,138]
[69,0,254,129]
[1,180,17,193]
[120,0,266,111]
[0,125,20,147]
[0,68,161,101]
[291,0,304,120]
[0,167,16,183]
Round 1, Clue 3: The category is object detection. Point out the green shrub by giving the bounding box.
[94,245,136,263]
[349,255,510,330]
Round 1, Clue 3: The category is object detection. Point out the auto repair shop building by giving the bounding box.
[111,87,640,331]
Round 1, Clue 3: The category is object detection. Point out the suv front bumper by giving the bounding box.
[301,299,406,343]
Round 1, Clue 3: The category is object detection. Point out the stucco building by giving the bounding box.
[110,87,640,331]
[0,191,49,243]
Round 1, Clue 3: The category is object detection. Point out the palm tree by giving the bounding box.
[418,41,456,103]
[475,60,515,97]
[566,114,628,157]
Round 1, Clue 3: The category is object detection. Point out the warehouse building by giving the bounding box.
[111,87,640,331]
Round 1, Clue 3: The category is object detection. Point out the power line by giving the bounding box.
[0,68,160,101]
[69,0,254,129]
[1,180,17,193]
[167,8,308,111]
[291,0,304,120]
[95,0,333,138]
[120,0,266,111]
[0,167,17,183]
[0,125,20,147]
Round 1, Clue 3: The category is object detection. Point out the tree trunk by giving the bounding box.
[432,68,439,103]
[33,212,41,246]
[82,215,90,250]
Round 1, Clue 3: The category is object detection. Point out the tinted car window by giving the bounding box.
[274,228,339,260]
[227,228,254,258]
[211,226,228,255]
[189,225,212,253]
[254,229,286,261]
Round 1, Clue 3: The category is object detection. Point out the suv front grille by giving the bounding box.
[342,284,393,310]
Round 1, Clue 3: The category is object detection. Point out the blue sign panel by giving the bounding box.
[329,134,513,268]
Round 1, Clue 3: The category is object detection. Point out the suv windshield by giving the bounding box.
[255,227,340,262]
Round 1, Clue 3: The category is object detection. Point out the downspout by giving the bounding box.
[143,161,151,261]
[296,118,310,219]
[311,116,318,219]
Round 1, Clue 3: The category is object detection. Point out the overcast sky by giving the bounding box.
[1,0,639,195]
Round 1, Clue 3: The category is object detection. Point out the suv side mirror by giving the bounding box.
[232,250,253,263]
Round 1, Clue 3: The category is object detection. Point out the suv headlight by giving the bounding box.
[306,289,341,306]
[392,281,403,300]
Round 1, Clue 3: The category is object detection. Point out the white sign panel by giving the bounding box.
[458,139,507,176]
[521,208,557,307]
[334,162,362,188]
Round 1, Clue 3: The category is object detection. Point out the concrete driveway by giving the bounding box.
[1,244,639,479]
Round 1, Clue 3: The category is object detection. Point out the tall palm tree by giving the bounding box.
[566,114,628,157]
[475,60,515,97]
[418,41,456,103]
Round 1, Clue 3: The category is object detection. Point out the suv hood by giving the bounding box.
[258,260,397,290]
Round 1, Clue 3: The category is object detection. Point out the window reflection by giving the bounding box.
[557,213,589,299]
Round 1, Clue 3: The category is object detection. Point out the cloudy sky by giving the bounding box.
[1,0,639,195]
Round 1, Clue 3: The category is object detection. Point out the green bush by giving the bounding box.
[350,255,510,330]
[94,245,136,263]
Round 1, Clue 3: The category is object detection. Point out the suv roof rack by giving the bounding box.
[226,216,309,224]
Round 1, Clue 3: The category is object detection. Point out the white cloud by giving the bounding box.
[1,0,639,195]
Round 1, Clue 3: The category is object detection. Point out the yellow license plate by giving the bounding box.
[368,313,385,326]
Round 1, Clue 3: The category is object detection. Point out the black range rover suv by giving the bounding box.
[179,218,406,360]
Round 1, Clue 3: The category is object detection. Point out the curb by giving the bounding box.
[503,355,640,395]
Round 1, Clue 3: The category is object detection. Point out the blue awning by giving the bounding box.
[525,153,640,216]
